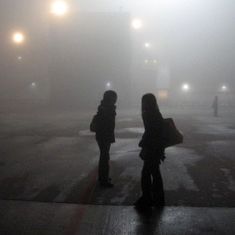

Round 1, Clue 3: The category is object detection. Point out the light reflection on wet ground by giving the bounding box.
[0,109,235,206]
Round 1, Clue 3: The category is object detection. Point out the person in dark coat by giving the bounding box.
[95,90,117,187]
[212,95,218,117]
[134,93,165,208]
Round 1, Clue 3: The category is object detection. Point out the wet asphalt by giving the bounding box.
[0,107,235,207]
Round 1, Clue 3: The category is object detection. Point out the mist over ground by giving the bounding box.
[0,3,235,234]
[0,0,234,110]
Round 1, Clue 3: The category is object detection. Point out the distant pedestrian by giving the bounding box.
[212,96,218,117]
[94,90,117,187]
[134,93,165,208]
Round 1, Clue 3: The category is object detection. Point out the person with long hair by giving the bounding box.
[95,90,117,187]
[134,93,165,208]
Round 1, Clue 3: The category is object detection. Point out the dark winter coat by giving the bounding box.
[95,101,116,143]
[139,111,165,162]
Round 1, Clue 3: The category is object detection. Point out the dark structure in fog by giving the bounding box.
[1,0,235,108]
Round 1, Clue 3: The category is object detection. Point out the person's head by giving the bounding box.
[141,93,159,114]
[102,90,117,105]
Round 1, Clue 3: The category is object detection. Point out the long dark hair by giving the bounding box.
[141,93,160,116]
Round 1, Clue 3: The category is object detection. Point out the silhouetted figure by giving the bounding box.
[212,96,218,117]
[95,90,117,187]
[134,93,165,208]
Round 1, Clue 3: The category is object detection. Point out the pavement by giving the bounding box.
[0,107,235,234]
[0,200,235,235]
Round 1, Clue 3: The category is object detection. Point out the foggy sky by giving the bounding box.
[0,0,235,106]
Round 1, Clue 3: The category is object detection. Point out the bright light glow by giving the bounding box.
[182,83,190,92]
[12,32,25,44]
[131,18,143,30]
[17,56,22,61]
[31,82,36,88]
[144,59,149,64]
[153,60,157,64]
[51,0,69,16]
[144,42,151,48]
[106,82,111,89]
[221,85,228,92]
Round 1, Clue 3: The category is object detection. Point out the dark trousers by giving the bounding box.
[97,141,111,183]
[141,160,164,203]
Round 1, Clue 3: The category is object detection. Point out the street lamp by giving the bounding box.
[31,82,36,88]
[50,0,69,17]
[144,42,151,48]
[221,85,228,92]
[144,59,149,64]
[131,18,143,30]
[12,32,25,44]
[182,83,190,92]
[106,82,112,89]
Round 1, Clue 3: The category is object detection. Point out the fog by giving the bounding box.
[1,3,235,231]
[0,0,235,109]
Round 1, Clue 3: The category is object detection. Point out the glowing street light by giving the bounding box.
[31,82,36,88]
[144,42,151,48]
[131,18,143,30]
[182,83,190,92]
[221,85,228,92]
[12,32,25,44]
[144,59,149,64]
[50,0,69,17]
[106,82,111,89]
